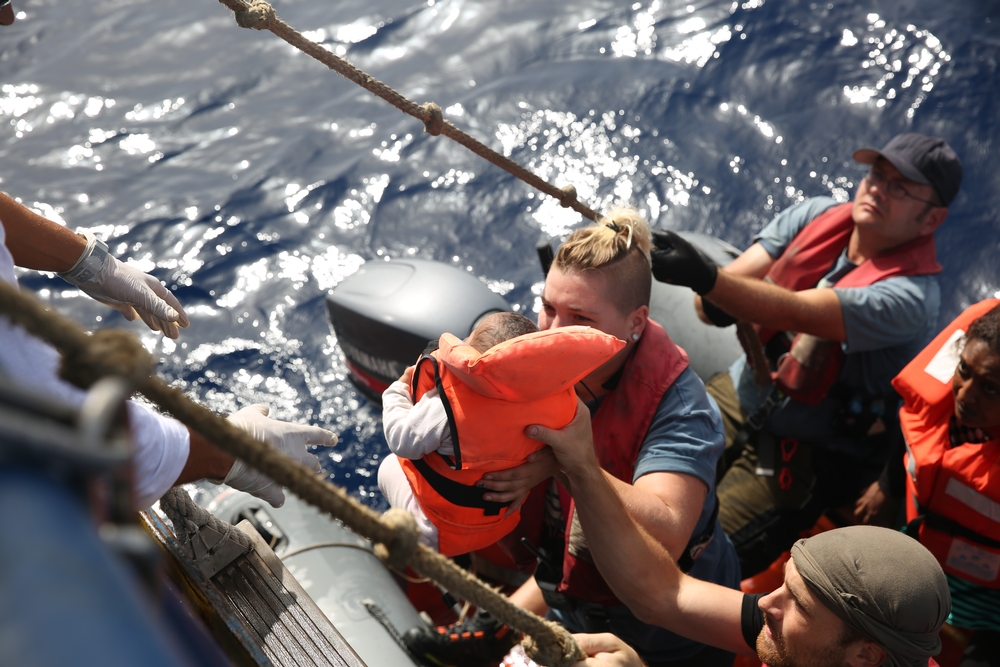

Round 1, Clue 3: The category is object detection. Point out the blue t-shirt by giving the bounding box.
[551,367,742,662]
[730,197,941,453]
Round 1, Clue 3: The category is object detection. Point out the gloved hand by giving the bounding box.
[650,230,719,295]
[224,404,336,508]
[78,256,190,339]
[701,297,738,327]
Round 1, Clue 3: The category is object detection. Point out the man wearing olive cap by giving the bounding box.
[522,405,950,667]
[648,133,963,578]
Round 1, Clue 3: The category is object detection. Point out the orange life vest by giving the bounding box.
[556,319,691,605]
[893,299,1000,588]
[751,202,942,405]
[399,326,624,557]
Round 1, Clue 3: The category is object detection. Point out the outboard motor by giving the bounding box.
[327,259,510,403]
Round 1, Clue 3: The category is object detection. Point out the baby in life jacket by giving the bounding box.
[378,312,623,556]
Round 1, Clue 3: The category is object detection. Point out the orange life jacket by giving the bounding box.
[556,319,691,605]
[894,299,1000,588]
[751,202,942,405]
[399,326,624,557]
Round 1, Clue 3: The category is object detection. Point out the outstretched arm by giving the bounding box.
[0,191,190,337]
[0,191,87,271]
[528,402,753,656]
[652,230,845,341]
[177,403,334,508]
[708,271,845,341]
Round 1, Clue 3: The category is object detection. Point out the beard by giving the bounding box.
[757,621,793,667]
[756,618,850,667]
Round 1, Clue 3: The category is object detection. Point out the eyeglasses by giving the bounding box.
[864,169,940,207]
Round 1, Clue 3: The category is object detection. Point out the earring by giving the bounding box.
[631,333,639,341]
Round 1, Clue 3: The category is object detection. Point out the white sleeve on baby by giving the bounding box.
[381,381,453,459]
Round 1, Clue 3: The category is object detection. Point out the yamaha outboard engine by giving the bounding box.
[327,259,510,403]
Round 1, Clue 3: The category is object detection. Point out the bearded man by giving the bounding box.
[526,404,950,667]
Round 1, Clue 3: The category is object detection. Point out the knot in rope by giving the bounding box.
[160,488,253,560]
[60,328,154,390]
[523,622,587,667]
[234,0,275,30]
[420,102,445,136]
[558,184,578,209]
[373,508,420,570]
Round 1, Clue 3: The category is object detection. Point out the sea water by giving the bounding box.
[1,0,998,505]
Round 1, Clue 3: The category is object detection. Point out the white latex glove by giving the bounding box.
[79,255,191,339]
[224,404,335,508]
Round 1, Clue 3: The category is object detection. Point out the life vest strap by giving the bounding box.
[910,511,1000,550]
[411,354,463,470]
[410,457,512,516]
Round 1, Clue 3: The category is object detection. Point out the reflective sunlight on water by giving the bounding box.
[2,0,997,508]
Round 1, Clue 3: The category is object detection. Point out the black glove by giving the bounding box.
[701,298,738,327]
[650,230,719,295]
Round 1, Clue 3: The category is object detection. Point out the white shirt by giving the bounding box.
[0,221,189,508]
[381,380,454,459]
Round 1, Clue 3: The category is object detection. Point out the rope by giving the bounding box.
[215,0,599,222]
[160,486,254,554]
[0,281,583,667]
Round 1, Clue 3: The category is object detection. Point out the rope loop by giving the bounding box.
[558,184,578,209]
[234,0,275,30]
[523,624,586,667]
[373,508,420,570]
[60,328,154,390]
[420,102,445,136]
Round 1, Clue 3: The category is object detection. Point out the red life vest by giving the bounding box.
[556,319,690,605]
[752,202,942,405]
[400,326,624,557]
[893,299,1000,588]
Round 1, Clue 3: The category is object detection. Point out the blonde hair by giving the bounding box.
[552,206,652,316]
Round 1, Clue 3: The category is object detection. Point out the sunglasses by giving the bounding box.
[864,169,940,207]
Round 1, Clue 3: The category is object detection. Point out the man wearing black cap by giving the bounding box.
[522,404,950,667]
[648,133,963,578]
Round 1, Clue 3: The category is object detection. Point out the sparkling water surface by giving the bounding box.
[2,0,998,507]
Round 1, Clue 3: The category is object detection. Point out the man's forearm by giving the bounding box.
[0,191,86,271]
[706,271,847,341]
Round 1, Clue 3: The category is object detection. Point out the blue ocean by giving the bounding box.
[2,0,997,506]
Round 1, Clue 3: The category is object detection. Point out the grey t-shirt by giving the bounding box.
[730,197,941,451]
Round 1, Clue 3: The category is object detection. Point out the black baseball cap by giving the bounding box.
[0,0,14,26]
[853,133,963,207]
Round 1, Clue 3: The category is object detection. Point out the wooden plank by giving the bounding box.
[140,509,273,667]
[217,566,304,667]
[234,521,367,667]
[233,557,338,667]
[142,510,368,667]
